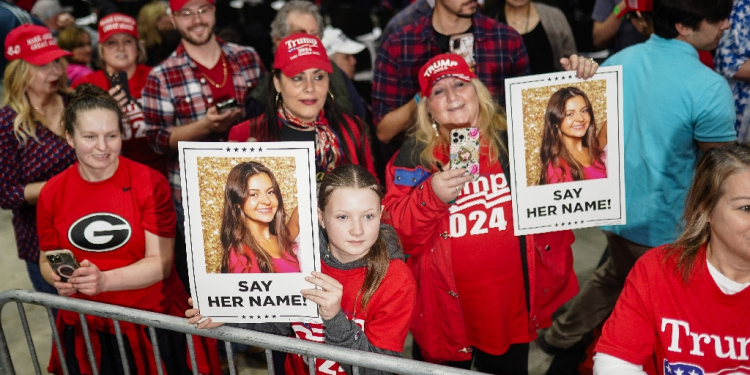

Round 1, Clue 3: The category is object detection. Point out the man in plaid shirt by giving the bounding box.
[143,0,264,289]
[372,0,598,144]
[143,0,264,208]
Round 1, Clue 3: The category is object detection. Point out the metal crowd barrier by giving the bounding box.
[0,289,481,375]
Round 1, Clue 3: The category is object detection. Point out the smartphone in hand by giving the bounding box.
[45,250,80,283]
[216,98,239,114]
[450,127,480,181]
[109,71,135,104]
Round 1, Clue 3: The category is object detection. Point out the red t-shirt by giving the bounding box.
[439,149,526,354]
[36,156,177,310]
[286,259,417,374]
[72,65,168,177]
[196,53,237,103]
[596,246,750,375]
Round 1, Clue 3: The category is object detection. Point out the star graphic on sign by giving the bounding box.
[242,315,246,319]
[234,147,239,152]
[666,364,672,373]
[259,147,263,152]
[674,368,683,375]
[257,315,262,319]
[265,315,269,318]
[273,315,277,318]
[226,147,231,152]
[555,76,559,81]
[688,370,698,375]
[250,147,255,152]
[242,147,246,152]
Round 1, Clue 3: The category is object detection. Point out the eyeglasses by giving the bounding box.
[173,5,214,20]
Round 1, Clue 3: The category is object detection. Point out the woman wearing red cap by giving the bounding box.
[228,33,375,182]
[73,13,168,177]
[383,53,578,374]
[0,24,76,295]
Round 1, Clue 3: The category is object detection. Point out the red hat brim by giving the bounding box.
[279,56,333,78]
[23,48,72,66]
[422,73,475,97]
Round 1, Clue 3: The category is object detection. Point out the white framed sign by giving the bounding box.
[504,67,626,235]
[179,141,321,323]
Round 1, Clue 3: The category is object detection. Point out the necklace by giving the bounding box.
[201,53,227,89]
[523,3,531,34]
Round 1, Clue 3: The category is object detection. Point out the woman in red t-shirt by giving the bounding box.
[37,85,218,375]
[594,143,750,374]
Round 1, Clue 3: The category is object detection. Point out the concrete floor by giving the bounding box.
[0,208,606,374]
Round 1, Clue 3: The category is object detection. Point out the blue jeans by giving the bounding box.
[26,260,59,295]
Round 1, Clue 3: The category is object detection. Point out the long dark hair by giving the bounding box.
[665,143,750,282]
[318,164,395,313]
[539,87,603,184]
[265,69,369,169]
[220,161,297,273]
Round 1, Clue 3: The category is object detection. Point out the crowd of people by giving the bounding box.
[0,0,748,374]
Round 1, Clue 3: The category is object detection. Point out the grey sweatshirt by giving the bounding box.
[233,224,406,375]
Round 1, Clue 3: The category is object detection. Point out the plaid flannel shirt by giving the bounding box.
[142,40,265,203]
[372,11,529,125]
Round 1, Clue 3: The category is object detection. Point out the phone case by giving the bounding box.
[450,127,480,181]
[45,250,80,282]
[216,98,239,114]
[449,33,476,70]
[110,71,132,98]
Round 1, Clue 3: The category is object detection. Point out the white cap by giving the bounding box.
[31,0,72,21]
[322,27,365,57]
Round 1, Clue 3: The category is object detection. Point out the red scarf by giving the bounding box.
[277,105,342,172]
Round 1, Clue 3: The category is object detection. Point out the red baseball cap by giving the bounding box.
[98,13,138,43]
[169,0,214,13]
[418,53,477,97]
[617,0,652,18]
[273,33,332,77]
[4,24,71,66]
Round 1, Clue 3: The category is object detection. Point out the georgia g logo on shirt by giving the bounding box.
[68,213,132,252]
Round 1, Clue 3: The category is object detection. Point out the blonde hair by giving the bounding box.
[1,59,69,145]
[665,143,750,281]
[415,79,507,168]
[138,1,168,49]
[97,34,147,69]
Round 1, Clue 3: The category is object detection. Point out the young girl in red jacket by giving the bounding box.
[187,164,417,374]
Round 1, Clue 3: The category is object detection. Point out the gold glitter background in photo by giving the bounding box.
[196,156,298,274]
[522,80,607,187]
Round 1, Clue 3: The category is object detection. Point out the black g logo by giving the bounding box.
[68,213,132,252]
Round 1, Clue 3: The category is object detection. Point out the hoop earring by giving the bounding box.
[327,91,335,105]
